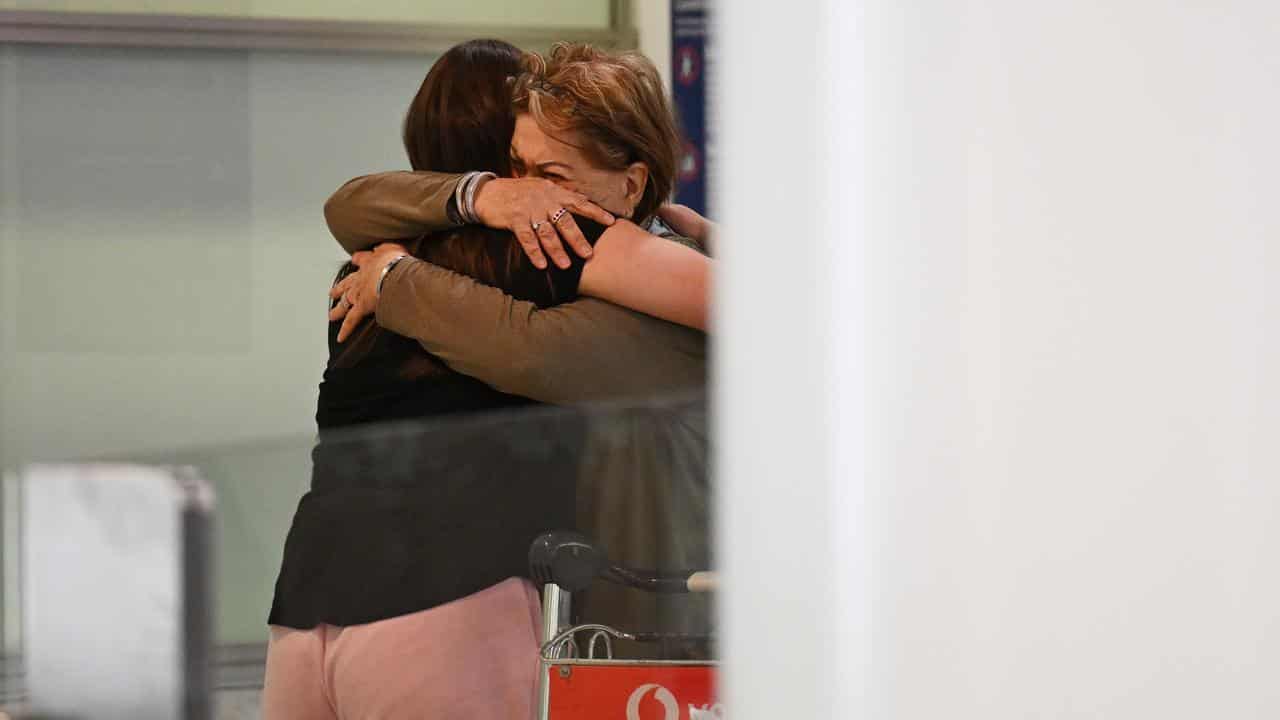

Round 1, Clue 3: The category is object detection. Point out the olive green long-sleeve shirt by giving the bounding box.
[324,171,708,405]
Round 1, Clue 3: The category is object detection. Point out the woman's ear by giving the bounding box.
[623,161,650,215]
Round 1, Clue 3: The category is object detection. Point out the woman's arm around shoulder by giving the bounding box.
[577,220,712,332]
[324,170,466,254]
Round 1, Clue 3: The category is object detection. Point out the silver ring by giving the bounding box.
[550,207,569,224]
[531,221,543,231]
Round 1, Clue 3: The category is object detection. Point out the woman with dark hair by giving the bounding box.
[262,39,625,719]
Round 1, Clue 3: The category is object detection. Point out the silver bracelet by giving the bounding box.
[376,254,409,297]
[452,173,471,225]
[462,171,497,224]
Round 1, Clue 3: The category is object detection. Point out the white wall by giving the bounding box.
[719,1,1280,718]
[632,0,671,88]
[0,43,437,644]
[0,44,431,465]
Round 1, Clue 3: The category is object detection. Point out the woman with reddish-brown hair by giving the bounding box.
[326,42,714,337]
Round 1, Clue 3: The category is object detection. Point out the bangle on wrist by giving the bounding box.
[463,171,497,224]
[451,173,473,225]
[446,193,463,225]
[376,254,409,297]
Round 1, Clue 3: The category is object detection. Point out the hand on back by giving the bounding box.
[328,242,411,343]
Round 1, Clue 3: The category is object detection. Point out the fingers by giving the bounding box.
[513,224,548,270]
[328,296,349,322]
[567,196,616,227]
[535,220,571,269]
[351,250,373,268]
[334,287,372,342]
[329,281,359,320]
[656,203,706,240]
[656,203,683,223]
[553,213,594,260]
[335,301,369,343]
[329,274,354,300]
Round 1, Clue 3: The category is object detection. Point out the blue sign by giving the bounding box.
[671,1,709,215]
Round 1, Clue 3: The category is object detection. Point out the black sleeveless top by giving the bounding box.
[268,219,604,629]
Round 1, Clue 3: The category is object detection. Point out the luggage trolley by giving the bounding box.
[529,532,721,720]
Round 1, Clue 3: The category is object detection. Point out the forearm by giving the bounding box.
[376,259,707,403]
[579,224,712,331]
[323,170,464,254]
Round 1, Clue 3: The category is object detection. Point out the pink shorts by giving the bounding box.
[262,577,543,720]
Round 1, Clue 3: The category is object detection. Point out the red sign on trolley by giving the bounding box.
[547,663,720,720]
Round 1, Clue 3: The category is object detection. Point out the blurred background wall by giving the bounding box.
[1,43,439,647]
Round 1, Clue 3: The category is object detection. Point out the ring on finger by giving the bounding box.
[550,207,569,225]
[531,220,543,231]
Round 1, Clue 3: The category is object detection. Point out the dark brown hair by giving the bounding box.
[403,38,519,177]
[511,42,681,224]
[332,39,566,375]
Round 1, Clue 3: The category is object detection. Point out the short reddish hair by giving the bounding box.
[511,43,681,224]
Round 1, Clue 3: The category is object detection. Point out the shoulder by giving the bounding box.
[661,233,708,256]
[628,216,709,256]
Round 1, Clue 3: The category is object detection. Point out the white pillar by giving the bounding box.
[717,1,1280,718]
[715,0,868,717]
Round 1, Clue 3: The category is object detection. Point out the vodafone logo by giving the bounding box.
[626,683,725,720]
[627,684,679,720]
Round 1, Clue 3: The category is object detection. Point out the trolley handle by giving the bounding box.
[528,531,718,594]
[607,565,718,594]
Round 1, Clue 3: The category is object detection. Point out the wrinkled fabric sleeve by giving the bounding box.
[324,171,465,254]
[375,259,707,405]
